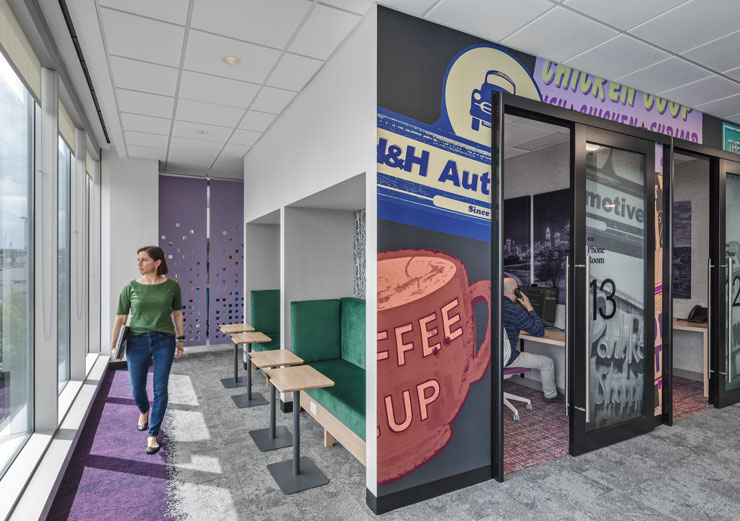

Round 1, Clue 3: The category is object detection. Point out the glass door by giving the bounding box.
[712,159,740,407]
[570,125,655,455]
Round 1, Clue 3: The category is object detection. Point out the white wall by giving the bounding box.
[100,150,159,347]
[281,207,355,350]
[242,8,376,223]
[244,222,280,322]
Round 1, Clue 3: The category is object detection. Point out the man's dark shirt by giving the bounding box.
[502,297,544,366]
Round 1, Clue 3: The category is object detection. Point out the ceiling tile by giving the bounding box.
[169,136,224,154]
[191,0,311,49]
[120,112,171,135]
[503,122,552,148]
[212,155,243,169]
[231,129,261,146]
[184,30,281,85]
[502,7,618,63]
[320,0,373,15]
[250,87,295,113]
[379,0,438,16]
[565,35,670,80]
[695,94,740,119]
[179,70,260,108]
[220,143,250,160]
[629,0,740,54]
[427,0,552,43]
[682,30,740,74]
[108,56,179,96]
[504,148,529,159]
[563,0,686,31]
[517,132,569,151]
[98,0,189,25]
[238,111,276,132]
[166,160,208,175]
[171,120,233,142]
[101,8,184,67]
[661,75,740,107]
[617,57,712,95]
[176,98,244,128]
[266,53,323,91]
[127,145,167,160]
[124,130,169,148]
[728,114,740,125]
[289,4,361,60]
[116,89,174,119]
[726,67,740,82]
[169,147,218,165]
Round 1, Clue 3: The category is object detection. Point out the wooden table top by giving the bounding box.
[264,365,334,393]
[520,328,565,346]
[230,331,271,344]
[249,349,303,369]
[674,319,708,332]
[219,323,255,333]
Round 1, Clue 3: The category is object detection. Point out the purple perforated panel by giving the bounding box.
[208,179,244,345]
[159,176,208,346]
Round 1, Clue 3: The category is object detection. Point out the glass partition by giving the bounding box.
[0,52,34,478]
[585,143,646,430]
[725,172,740,391]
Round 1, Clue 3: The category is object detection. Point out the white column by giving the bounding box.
[70,128,87,378]
[89,159,101,353]
[34,67,59,432]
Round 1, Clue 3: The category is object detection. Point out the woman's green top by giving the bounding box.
[116,279,182,336]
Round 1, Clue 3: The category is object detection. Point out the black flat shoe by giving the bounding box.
[146,444,161,455]
[137,423,148,431]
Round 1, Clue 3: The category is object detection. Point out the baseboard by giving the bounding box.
[366,465,491,514]
[280,400,293,413]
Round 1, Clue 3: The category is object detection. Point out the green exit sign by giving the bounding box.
[724,122,740,154]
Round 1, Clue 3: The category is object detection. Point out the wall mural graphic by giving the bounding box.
[533,189,570,303]
[672,201,692,299]
[503,196,530,286]
[377,248,490,485]
[159,176,207,347]
[208,180,245,345]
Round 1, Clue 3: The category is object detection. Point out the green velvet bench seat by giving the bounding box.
[291,297,366,465]
[244,290,280,369]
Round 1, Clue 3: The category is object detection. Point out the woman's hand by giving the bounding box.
[175,340,185,360]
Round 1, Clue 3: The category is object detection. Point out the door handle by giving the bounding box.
[565,255,569,416]
[728,258,734,384]
[708,259,712,375]
[585,255,591,424]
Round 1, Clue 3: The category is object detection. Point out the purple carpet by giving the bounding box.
[47,368,174,521]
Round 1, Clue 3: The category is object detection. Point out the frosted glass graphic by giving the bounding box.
[725,173,740,391]
[585,144,646,430]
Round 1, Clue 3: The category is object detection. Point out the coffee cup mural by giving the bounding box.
[377,248,491,485]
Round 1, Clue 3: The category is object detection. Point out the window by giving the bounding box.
[0,51,34,478]
[58,136,71,392]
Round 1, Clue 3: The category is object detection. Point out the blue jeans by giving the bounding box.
[126,331,176,436]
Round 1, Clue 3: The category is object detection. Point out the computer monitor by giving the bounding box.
[519,285,558,326]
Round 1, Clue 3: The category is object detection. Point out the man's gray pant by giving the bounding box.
[512,351,557,398]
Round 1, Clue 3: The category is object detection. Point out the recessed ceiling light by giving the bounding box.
[195,130,209,135]
[222,56,240,65]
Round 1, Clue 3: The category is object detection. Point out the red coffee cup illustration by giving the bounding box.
[377,248,491,485]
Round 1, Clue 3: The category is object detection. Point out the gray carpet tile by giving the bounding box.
[164,344,740,520]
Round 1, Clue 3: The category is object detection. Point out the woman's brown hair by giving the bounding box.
[137,246,169,275]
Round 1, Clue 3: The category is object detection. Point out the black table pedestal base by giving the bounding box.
[220,377,247,389]
[250,426,292,451]
[231,393,267,408]
[267,457,328,494]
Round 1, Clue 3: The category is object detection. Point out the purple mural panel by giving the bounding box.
[208,179,245,344]
[159,176,208,346]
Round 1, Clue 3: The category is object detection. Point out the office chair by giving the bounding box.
[504,366,533,421]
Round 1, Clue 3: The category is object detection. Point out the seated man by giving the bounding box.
[502,277,563,403]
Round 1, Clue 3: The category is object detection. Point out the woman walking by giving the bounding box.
[111,246,185,454]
